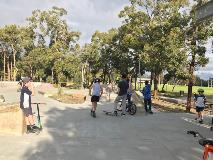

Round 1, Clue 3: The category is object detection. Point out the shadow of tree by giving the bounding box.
[22,101,205,160]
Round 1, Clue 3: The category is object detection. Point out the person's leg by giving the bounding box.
[25,116,31,132]
[28,115,35,125]
[91,102,95,111]
[94,102,97,111]
[91,96,95,115]
[114,96,122,113]
[127,93,131,103]
[121,95,127,115]
[199,109,204,123]
[144,99,148,112]
[195,107,199,120]
[148,99,153,113]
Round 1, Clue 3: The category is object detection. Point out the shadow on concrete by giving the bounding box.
[22,101,206,160]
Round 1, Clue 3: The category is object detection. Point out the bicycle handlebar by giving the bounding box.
[31,102,47,105]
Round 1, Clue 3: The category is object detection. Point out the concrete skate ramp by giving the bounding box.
[0,103,26,136]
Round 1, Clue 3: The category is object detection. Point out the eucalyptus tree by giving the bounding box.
[0,25,24,80]
[80,40,101,85]
[185,0,213,112]
[26,6,80,82]
[119,0,189,96]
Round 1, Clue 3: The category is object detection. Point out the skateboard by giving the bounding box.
[103,110,118,116]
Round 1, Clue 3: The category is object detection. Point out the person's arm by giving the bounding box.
[24,87,32,95]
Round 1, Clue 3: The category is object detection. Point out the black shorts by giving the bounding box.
[196,106,204,112]
[91,95,100,102]
[22,107,33,116]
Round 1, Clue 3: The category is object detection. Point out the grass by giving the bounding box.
[133,83,213,96]
[158,84,213,96]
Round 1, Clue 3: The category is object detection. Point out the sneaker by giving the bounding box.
[114,111,118,116]
[199,120,203,124]
[121,113,126,116]
[149,111,153,114]
[90,110,93,116]
[195,117,198,120]
[32,125,40,130]
[92,111,96,118]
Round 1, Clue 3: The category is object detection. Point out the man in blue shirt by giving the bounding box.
[141,80,153,114]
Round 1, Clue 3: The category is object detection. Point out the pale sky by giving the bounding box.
[0,0,212,79]
[0,0,129,44]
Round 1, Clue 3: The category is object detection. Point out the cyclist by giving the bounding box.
[113,74,129,116]
[194,88,206,124]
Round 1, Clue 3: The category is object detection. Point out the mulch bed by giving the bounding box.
[51,94,86,104]
[152,99,211,115]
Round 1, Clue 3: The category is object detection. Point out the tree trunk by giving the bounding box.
[186,26,197,113]
[7,60,10,81]
[153,73,159,98]
[10,61,13,81]
[3,51,6,81]
[186,63,194,112]
[51,67,54,83]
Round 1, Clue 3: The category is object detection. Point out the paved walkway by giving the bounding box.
[0,87,213,160]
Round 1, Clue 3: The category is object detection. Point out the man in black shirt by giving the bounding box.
[113,74,129,115]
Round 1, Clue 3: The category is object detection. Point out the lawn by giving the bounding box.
[133,83,213,96]
[158,84,213,96]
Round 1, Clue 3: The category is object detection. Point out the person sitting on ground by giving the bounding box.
[141,80,153,114]
[20,77,38,133]
[113,74,129,116]
[89,78,103,118]
[194,88,206,124]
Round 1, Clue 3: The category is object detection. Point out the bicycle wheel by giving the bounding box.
[128,103,137,115]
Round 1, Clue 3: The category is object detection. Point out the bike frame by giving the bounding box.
[203,145,213,160]
[187,131,213,160]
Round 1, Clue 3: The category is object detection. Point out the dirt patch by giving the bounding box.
[0,103,19,113]
[51,93,86,104]
[152,99,198,114]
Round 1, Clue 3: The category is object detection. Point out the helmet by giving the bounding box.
[197,88,204,93]
[94,78,101,83]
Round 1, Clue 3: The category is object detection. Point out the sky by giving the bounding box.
[0,0,129,43]
[0,0,212,80]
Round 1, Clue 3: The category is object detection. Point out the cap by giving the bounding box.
[22,77,30,83]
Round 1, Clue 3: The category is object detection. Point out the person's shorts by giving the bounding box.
[91,95,100,102]
[22,107,33,116]
[196,106,204,112]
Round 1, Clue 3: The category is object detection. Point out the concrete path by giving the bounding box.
[0,88,213,160]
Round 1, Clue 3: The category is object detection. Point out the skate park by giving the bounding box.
[0,82,212,160]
